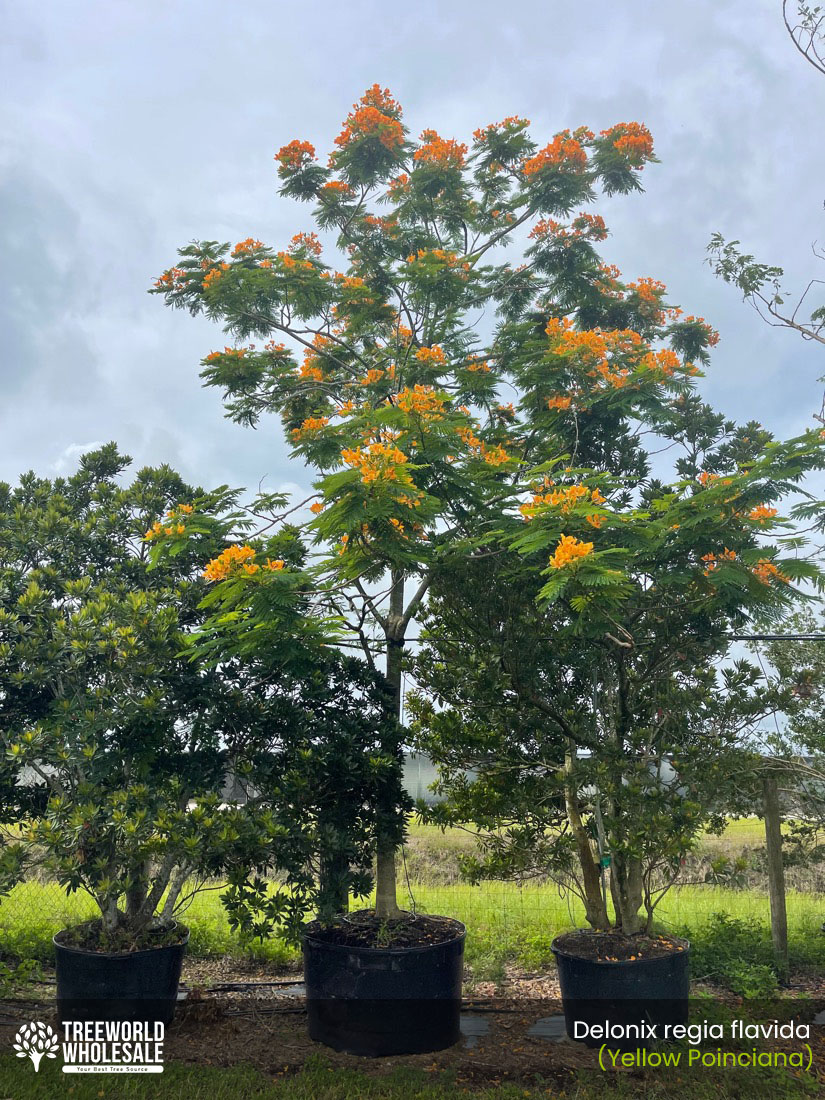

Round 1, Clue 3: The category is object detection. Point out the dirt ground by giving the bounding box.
[2,958,824,1088]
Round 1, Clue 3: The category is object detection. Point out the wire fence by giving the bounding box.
[2,823,824,976]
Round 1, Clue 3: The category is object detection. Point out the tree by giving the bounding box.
[412,430,819,932]
[0,446,392,944]
[151,87,666,918]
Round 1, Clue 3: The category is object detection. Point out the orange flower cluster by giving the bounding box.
[641,349,681,377]
[594,263,624,300]
[290,232,323,256]
[530,213,607,243]
[360,368,385,385]
[203,263,229,290]
[523,131,588,177]
[358,84,401,116]
[456,424,482,451]
[753,559,790,584]
[601,123,654,163]
[520,484,605,519]
[321,180,353,196]
[571,212,608,240]
[299,359,324,382]
[696,471,731,488]
[310,501,324,514]
[415,346,447,366]
[232,238,264,257]
[684,316,720,347]
[465,359,491,373]
[388,174,409,199]
[397,385,446,419]
[144,518,186,541]
[453,424,510,466]
[204,543,255,580]
[153,267,186,288]
[414,130,468,168]
[473,116,530,142]
[701,548,737,575]
[549,534,594,569]
[749,505,778,524]
[334,106,404,152]
[292,415,330,439]
[275,140,316,170]
[205,346,248,363]
[406,248,460,266]
[342,440,410,485]
[629,277,666,304]
[546,317,646,389]
[202,544,283,581]
[275,250,314,271]
[481,443,510,466]
[547,395,573,410]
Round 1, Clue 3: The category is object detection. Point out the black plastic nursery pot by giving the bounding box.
[302,917,466,1057]
[552,930,690,1048]
[54,926,189,1025]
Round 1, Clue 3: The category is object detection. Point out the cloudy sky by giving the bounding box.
[2,0,823,499]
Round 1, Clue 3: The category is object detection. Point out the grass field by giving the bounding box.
[1,877,822,986]
[1,817,821,986]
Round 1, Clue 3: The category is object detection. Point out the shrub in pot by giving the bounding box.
[0,447,341,1024]
[151,88,675,1053]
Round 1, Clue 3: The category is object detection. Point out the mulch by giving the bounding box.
[1,958,824,1087]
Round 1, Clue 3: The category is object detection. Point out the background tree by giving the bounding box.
[0,446,392,944]
[708,3,825,427]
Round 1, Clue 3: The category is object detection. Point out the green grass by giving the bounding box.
[0,1053,818,1099]
[0,881,299,966]
[2,878,823,987]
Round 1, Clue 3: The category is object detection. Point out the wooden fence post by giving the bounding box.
[762,771,789,981]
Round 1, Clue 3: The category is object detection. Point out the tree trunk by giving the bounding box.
[125,860,148,921]
[763,772,789,981]
[374,572,404,919]
[610,852,645,934]
[564,750,610,930]
[319,842,350,915]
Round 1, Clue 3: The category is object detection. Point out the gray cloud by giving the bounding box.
[1,0,822,494]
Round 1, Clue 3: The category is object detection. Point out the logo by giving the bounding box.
[13,1022,59,1072]
[12,1019,165,1074]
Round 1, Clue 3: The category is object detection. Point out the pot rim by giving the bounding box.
[302,915,466,957]
[54,922,190,961]
[551,929,690,965]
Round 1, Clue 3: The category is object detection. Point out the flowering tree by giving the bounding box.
[151,87,676,918]
[412,430,823,932]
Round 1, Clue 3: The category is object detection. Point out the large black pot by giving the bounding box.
[552,931,690,1048]
[303,918,466,1056]
[54,926,189,1025]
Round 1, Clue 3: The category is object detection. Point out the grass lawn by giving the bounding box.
[0,1053,819,1099]
[1,877,823,987]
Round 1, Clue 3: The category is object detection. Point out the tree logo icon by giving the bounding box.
[13,1021,59,1071]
